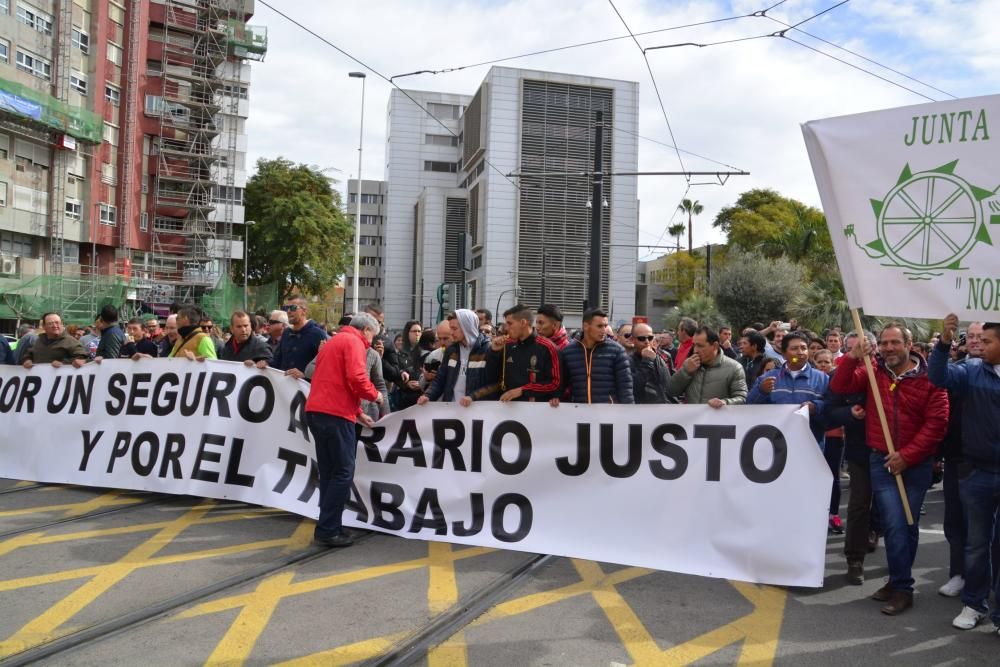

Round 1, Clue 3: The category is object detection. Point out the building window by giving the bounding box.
[147,60,162,76]
[0,38,8,64]
[109,1,124,24]
[63,241,80,264]
[101,162,117,184]
[211,185,243,205]
[0,230,33,257]
[0,0,8,14]
[15,49,51,80]
[358,277,378,287]
[64,199,81,220]
[140,212,148,231]
[72,28,90,54]
[359,235,378,246]
[360,214,378,225]
[16,2,52,35]
[360,256,379,266]
[221,83,248,100]
[425,133,459,147]
[103,123,119,146]
[0,181,6,207]
[107,42,123,66]
[105,84,121,106]
[424,161,458,173]
[69,71,87,96]
[99,203,116,226]
[427,102,461,120]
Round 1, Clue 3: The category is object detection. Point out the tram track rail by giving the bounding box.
[0,493,173,541]
[0,531,379,666]
[363,553,555,667]
[0,483,45,496]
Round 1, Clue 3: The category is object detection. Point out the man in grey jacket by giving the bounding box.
[666,326,748,407]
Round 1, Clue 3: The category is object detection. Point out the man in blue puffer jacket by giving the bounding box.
[418,309,493,405]
[748,331,829,450]
[551,308,633,405]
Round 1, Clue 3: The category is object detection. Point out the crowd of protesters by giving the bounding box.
[4,299,998,634]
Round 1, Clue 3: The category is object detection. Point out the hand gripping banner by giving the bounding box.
[0,359,831,586]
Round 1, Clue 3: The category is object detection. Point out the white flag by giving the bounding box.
[803,95,1000,320]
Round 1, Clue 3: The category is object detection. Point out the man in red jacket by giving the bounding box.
[305,312,382,547]
[830,322,949,615]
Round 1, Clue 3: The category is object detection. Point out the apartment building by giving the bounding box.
[344,177,386,312]
[0,0,265,326]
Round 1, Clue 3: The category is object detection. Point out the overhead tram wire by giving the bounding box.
[763,17,955,99]
[643,1,941,103]
[256,0,522,193]
[607,0,687,179]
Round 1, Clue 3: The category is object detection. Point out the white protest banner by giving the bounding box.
[0,360,831,587]
[802,94,1000,320]
[0,359,321,519]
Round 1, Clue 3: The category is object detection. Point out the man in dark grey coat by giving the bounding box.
[222,311,273,365]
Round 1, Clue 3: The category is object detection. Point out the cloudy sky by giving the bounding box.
[245,0,998,262]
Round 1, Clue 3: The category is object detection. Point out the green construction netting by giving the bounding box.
[0,77,104,144]
[0,274,126,325]
[224,20,267,57]
[0,274,282,326]
[200,276,282,322]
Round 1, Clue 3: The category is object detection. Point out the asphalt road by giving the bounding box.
[0,476,996,666]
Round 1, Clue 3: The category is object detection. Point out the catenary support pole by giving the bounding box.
[587,111,604,311]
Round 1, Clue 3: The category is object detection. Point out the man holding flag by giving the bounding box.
[829,323,948,615]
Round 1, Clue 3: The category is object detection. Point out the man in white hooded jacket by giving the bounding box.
[417,309,495,405]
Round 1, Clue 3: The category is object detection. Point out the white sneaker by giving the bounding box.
[938,575,964,597]
[952,606,986,630]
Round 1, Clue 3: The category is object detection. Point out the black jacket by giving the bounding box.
[560,339,634,404]
[221,334,274,363]
[476,332,561,401]
[630,351,671,404]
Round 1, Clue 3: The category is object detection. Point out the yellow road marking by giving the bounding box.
[656,581,787,665]
[0,491,140,518]
[178,547,494,620]
[426,542,467,667]
[273,631,410,667]
[204,571,296,666]
[0,502,217,657]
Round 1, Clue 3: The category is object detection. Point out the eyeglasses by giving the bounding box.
[268,319,285,325]
[282,305,301,312]
[634,335,654,342]
[201,324,214,331]
[622,332,632,338]
[144,325,158,330]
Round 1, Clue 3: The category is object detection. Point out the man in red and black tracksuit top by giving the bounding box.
[473,304,561,402]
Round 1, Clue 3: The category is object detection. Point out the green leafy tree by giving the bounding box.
[677,198,704,253]
[710,250,803,331]
[712,189,784,235]
[242,158,353,299]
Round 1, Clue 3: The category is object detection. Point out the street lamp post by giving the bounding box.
[349,71,367,316]
[243,219,256,312]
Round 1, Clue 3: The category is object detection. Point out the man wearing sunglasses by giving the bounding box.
[271,297,328,379]
[629,322,671,404]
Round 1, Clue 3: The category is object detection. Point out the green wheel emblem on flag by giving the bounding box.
[846,160,995,274]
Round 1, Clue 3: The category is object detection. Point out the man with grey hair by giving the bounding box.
[305,311,383,548]
[266,310,288,352]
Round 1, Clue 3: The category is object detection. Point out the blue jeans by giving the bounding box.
[959,468,1000,623]
[307,412,359,538]
[870,452,933,592]
[943,459,967,578]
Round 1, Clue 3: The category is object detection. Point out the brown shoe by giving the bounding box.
[880,590,913,615]
[872,583,892,601]
[847,561,864,585]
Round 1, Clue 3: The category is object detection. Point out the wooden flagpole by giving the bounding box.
[850,308,914,526]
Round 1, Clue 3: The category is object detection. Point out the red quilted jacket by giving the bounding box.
[829,353,949,466]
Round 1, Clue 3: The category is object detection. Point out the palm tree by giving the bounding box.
[677,198,704,253]
[668,223,686,252]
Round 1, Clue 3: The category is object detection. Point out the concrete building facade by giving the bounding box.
[382,66,639,330]
[344,177,386,312]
